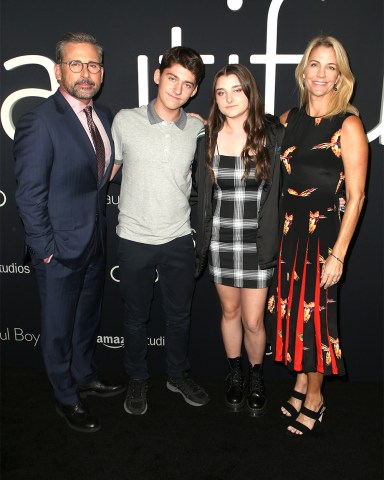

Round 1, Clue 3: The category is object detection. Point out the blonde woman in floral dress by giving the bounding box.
[268,36,368,435]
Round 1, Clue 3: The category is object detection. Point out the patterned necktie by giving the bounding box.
[83,105,105,184]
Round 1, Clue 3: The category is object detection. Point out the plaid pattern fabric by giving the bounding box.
[209,155,274,288]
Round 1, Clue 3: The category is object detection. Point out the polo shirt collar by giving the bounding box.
[147,99,187,130]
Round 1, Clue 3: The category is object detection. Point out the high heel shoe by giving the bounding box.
[287,403,326,437]
[280,390,306,419]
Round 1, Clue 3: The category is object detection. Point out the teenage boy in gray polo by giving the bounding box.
[111,47,208,415]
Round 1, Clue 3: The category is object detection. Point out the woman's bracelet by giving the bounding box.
[329,252,344,265]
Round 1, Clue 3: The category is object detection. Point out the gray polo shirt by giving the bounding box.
[112,100,203,245]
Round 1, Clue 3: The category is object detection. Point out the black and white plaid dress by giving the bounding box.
[209,154,274,288]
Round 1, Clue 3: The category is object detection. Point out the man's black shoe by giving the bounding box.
[55,400,101,433]
[79,379,126,398]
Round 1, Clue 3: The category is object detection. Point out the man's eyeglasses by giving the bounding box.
[60,60,103,74]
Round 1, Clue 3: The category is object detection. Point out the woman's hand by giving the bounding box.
[188,112,207,124]
[320,254,343,289]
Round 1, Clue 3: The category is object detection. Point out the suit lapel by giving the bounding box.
[53,91,99,181]
[94,105,114,189]
[53,91,113,188]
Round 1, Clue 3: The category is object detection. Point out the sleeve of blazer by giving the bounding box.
[256,115,285,269]
[191,128,214,278]
[190,127,206,207]
[14,110,55,260]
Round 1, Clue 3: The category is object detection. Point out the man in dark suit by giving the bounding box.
[14,32,125,433]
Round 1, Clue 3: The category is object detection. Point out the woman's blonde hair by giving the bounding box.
[295,36,358,118]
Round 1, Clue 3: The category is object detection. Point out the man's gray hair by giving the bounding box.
[55,32,103,63]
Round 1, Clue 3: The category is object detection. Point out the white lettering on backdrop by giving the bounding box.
[1,55,56,139]
[1,0,383,143]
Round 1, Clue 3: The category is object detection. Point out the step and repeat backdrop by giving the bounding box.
[1,0,383,381]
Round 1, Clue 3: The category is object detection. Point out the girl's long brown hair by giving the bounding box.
[206,64,269,183]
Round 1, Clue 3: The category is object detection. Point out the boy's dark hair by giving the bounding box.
[159,46,205,85]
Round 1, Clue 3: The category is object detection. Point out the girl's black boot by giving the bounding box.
[225,357,246,412]
[247,363,267,417]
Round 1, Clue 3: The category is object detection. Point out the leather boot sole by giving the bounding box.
[247,400,267,418]
[225,396,246,412]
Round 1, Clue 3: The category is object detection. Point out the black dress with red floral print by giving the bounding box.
[268,107,353,376]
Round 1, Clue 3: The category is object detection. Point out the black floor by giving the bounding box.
[1,368,383,480]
